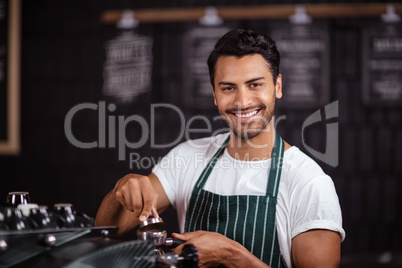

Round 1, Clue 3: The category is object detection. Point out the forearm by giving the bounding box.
[173,231,271,268]
[94,191,139,236]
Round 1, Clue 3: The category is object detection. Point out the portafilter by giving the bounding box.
[137,211,184,251]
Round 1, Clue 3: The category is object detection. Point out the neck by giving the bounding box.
[227,122,276,161]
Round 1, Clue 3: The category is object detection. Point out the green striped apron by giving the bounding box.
[184,132,284,267]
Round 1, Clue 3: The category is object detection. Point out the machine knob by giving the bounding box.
[39,234,57,247]
[179,244,198,268]
[53,203,77,228]
[0,240,8,251]
[4,208,31,231]
[6,192,30,207]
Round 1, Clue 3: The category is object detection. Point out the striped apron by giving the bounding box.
[184,132,284,267]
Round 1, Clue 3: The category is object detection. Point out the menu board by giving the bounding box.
[102,30,153,103]
[271,23,330,108]
[182,26,230,108]
[0,0,7,141]
[362,23,402,106]
[0,0,19,154]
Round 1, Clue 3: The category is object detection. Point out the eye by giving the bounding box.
[222,86,234,91]
[250,83,262,88]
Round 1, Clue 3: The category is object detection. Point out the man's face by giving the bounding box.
[212,54,282,140]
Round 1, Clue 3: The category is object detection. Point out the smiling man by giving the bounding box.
[95,29,345,267]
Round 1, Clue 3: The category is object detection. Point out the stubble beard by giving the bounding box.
[221,100,276,141]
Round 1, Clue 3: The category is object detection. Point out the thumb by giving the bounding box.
[172,231,197,241]
[172,232,186,240]
[139,207,158,222]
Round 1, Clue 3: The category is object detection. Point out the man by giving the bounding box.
[95,29,345,267]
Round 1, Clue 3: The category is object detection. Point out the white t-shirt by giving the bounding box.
[153,133,345,268]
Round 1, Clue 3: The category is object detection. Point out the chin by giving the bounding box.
[231,128,265,140]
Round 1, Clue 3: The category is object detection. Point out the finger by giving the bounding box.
[151,198,160,218]
[115,189,127,210]
[172,231,201,241]
[129,181,143,216]
[170,244,183,255]
[152,208,159,219]
[172,232,186,240]
[139,177,157,220]
[117,177,142,215]
[114,176,134,211]
[169,236,188,255]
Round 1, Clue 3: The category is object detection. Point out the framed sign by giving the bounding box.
[0,0,20,154]
[362,23,402,106]
[271,22,330,108]
[102,30,153,103]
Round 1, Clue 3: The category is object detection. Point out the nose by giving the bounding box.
[234,88,253,109]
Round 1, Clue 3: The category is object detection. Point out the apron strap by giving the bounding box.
[266,131,284,198]
[193,132,284,198]
[194,135,230,189]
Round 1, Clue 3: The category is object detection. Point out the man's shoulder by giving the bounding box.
[279,147,336,208]
[282,146,328,182]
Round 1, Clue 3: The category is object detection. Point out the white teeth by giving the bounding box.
[235,110,258,118]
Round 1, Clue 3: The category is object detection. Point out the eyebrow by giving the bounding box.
[218,77,265,86]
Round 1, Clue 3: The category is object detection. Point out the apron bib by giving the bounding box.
[184,132,285,267]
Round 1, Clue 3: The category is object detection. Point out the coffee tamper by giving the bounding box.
[138,211,164,231]
[137,211,184,253]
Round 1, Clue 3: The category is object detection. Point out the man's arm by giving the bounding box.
[291,229,341,268]
[94,172,171,237]
[172,231,270,268]
[171,229,340,267]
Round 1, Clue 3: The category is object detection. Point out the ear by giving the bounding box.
[275,74,282,99]
[212,84,217,106]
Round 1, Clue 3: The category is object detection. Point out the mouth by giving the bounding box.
[234,110,259,118]
[229,108,262,122]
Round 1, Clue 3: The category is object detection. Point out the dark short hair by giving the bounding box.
[207,29,280,88]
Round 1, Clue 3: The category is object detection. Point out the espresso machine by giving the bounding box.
[136,211,198,267]
[0,191,198,268]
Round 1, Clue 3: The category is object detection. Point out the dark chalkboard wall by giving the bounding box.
[0,0,401,262]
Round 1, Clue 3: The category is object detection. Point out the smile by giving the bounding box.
[234,110,259,118]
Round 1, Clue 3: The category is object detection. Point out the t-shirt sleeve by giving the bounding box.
[291,174,346,241]
[152,145,183,209]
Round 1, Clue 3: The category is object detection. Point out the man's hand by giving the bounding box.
[171,231,269,268]
[113,173,159,221]
[94,173,170,236]
[172,231,229,267]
